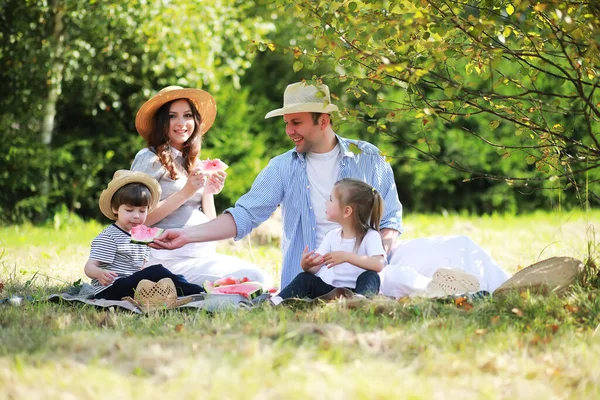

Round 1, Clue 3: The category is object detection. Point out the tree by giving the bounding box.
[0,0,275,222]
[272,0,600,208]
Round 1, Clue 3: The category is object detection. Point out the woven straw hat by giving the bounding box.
[122,278,193,313]
[493,256,584,297]
[135,86,217,140]
[98,170,162,220]
[412,268,480,298]
[264,82,339,119]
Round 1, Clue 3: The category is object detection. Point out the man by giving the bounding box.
[152,81,403,288]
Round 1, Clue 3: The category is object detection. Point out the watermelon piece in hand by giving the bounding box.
[130,225,164,244]
[198,158,229,176]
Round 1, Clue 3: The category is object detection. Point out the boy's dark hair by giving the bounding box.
[111,183,152,211]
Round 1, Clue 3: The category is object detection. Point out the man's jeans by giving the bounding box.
[278,270,380,300]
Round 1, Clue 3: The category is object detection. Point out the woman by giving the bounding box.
[130,86,272,286]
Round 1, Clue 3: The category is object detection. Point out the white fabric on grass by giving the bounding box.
[382,235,509,298]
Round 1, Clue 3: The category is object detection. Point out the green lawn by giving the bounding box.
[1,210,599,399]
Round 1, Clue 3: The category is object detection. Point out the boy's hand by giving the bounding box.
[301,246,324,271]
[97,270,118,286]
[322,251,348,268]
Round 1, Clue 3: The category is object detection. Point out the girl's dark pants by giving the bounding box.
[95,264,204,300]
[278,270,380,300]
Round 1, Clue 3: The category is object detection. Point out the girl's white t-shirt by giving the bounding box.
[305,144,342,246]
[315,228,386,289]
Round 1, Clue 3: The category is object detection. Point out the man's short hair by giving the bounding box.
[310,112,333,126]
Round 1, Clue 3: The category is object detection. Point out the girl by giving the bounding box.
[130,86,271,286]
[274,178,386,303]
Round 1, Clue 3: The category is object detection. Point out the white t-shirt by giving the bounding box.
[315,228,386,289]
[306,144,342,245]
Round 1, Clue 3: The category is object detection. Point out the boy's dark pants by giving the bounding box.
[278,270,380,300]
[95,264,204,300]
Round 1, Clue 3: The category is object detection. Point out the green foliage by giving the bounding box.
[2,0,599,222]
[273,0,600,211]
[0,0,275,222]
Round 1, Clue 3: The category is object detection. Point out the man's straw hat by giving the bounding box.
[264,82,339,119]
[493,257,584,296]
[98,170,161,220]
[122,278,193,313]
[135,86,217,139]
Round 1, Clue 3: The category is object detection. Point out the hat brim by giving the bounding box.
[135,88,217,139]
[493,257,584,296]
[99,171,162,220]
[264,103,339,119]
[411,268,480,298]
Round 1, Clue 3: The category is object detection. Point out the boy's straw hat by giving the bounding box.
[122,278,193,313]
[265,82,339,118]
[98,170,161,220]
[135,86,217,140]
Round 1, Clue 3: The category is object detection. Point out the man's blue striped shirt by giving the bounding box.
[226,135,403,288]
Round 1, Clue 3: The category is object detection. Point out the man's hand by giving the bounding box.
[150,228,189,250]
[322,251,349,268]
[300,245,324,271]
[97,270,118,286]
[381,228,400,255]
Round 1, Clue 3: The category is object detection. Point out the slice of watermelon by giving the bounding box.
[209,282,264,299]
[130,225,164,244]
[198,158,229,175]
[213,276,240,287]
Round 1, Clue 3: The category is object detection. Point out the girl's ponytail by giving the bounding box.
[370,188,384,232]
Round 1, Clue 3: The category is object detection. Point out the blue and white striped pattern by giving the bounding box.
[89,224,149,295]
[226,135,403,288]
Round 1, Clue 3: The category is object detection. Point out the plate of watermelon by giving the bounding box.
[204,276,264,300]
[130,225,164,245]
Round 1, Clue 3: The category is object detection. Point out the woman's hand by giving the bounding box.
[203,170,227,195]
[183,168,206,196]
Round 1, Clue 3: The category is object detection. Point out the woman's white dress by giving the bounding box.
[131,147,272,286]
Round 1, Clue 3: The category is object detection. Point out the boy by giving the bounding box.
[85,170,204,300]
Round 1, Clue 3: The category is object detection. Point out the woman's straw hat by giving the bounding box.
[122,278,193,313]
[493,257,584,296]
[98,170,162,220]
[264,82,339,118]
[135,86,217,140]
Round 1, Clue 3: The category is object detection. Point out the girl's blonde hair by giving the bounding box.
[334,178,384,251]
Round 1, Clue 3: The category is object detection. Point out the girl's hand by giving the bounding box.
[97,270,118,286]
[301,245,324,271]
[183,168,206,196]
[203,170,227,195]
[322,251,348,268]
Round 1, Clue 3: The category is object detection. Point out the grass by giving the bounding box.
[1,210,599,399]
